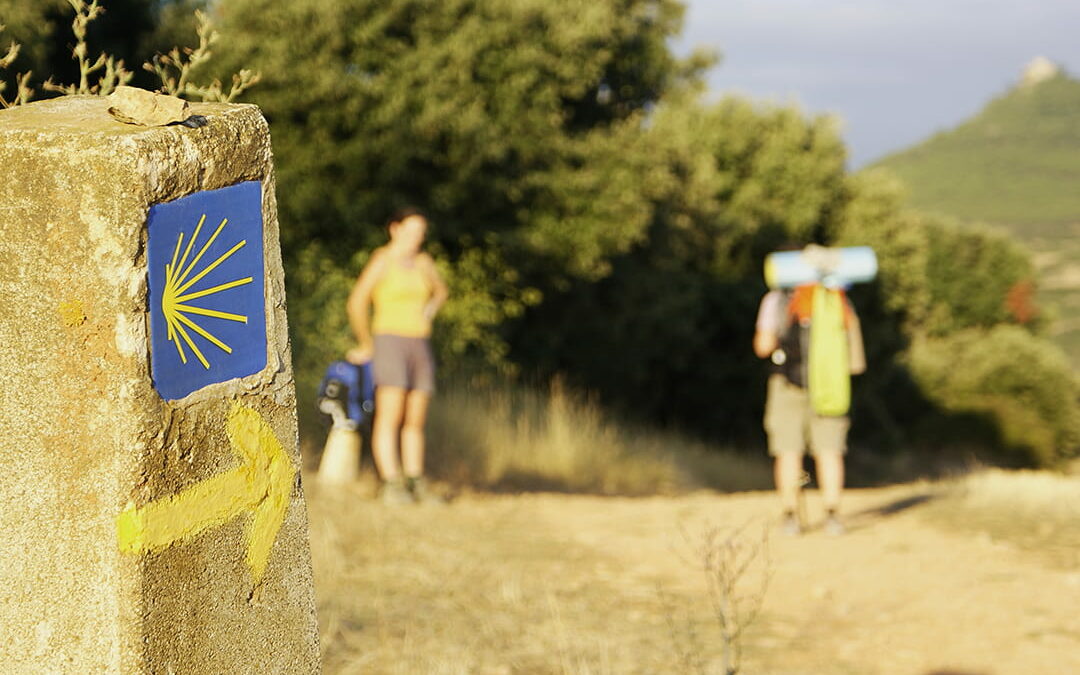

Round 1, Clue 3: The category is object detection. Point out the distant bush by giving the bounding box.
[907,326,1079,467]
[922,220,1039,335]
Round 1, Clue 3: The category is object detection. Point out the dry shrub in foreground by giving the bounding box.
[663,522,771,675]
[0,0,258,108]
[426,379,772,496]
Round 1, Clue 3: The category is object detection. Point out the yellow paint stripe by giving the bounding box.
[227,404,296,584]
[175,303,248,324]
[116,404,297,586]
[178,217,229,289]
[163,265,177,344]
[175,277,253,303]
[173,310,233,354]
[176,240,247,296]
[165,303,188,364]
[247,469,290,583]
[173,214,206,288]
[168,234,184,288]
[117,468,259,554]
[171,330,188,364]
[172,320,210,369]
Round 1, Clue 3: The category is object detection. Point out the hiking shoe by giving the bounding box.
[781,514,802,536]
[380,479,415,505]
[407,476,447,505]
[823,515,846,536]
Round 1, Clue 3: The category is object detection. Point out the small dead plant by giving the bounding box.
[1,0,259,109]
[0,25,35,108]
[664,521,772,674]
[42,0,133,97]
[142,10,261,103]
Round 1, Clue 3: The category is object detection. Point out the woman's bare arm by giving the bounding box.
[420,253,449,320]
[346,248,389,360]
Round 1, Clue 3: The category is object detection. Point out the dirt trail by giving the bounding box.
[306,481,1080,674]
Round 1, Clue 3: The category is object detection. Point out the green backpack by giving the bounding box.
[808,285,850,416]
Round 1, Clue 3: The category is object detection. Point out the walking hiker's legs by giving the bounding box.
[815,451,845,512]
[774,453,804,513]
[401,390,430,478]
[373,386,407,481]
[765,375,809,517]
[809,414,849,513]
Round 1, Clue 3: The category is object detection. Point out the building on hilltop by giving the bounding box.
[1021,56,1061,88]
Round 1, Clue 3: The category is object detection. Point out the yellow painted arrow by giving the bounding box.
[117,403,295,584]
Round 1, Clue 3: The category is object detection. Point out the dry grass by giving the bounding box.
[303,472,1080,674]
[922,468,1080,567]
[304,379,774,673]
[303,382,1079,672]
[424,379,771,496]
[304,489,738,674]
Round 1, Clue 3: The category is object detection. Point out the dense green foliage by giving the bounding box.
[907,327,1079,467]
[209,0,716,414]
[206,0,1076,467]
[4,0,1074,467]
[509,96,849,438]
[827,171,1077,467]
[873,73,1080,367]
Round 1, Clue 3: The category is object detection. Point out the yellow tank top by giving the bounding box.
[371,256,432,338]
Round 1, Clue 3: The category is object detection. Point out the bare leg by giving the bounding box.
[774,453,804,514]
[815,451,845,512]
[372,386,406,481]
[401,390,430,478]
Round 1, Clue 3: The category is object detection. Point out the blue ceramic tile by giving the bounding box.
[147,181,267,400]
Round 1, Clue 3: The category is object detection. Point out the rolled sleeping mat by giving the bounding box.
[764,245,877,289]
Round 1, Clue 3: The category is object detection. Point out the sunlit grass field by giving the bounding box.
[424,379,774,496]
[922,468,1080,568]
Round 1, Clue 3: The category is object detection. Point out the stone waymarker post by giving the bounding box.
[0,96,320,673]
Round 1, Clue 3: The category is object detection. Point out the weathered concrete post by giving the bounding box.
[0,96,321,673]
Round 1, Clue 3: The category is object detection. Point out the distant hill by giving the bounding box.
[873,63,1080,367]
[875,70,1080,229]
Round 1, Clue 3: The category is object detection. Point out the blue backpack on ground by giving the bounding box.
[316,360,375,430]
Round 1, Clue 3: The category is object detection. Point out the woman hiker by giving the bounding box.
[347,207,449,504]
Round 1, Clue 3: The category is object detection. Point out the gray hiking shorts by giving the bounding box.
[372,334,436,393]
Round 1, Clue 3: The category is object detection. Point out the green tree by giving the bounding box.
[203,0,1075,466]
[209,0,712,432]
[509,94,850,438]
[836,169,1077,466]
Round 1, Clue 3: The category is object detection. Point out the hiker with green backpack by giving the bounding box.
[754,246,873,536]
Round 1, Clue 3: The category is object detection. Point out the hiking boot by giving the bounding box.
[406,476,447,505]
[380,478,414,505]
[781,513,802,536]
[823,515,846,536]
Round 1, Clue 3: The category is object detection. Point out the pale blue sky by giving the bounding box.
[673,1,1080,166]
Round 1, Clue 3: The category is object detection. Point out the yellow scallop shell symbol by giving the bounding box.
[162,214,254,369]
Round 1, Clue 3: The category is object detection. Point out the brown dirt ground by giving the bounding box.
[304,479,1080,674]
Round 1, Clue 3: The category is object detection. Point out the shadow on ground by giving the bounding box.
[844,492,938,533]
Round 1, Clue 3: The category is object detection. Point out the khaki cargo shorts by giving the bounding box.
[764,374,849,457]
